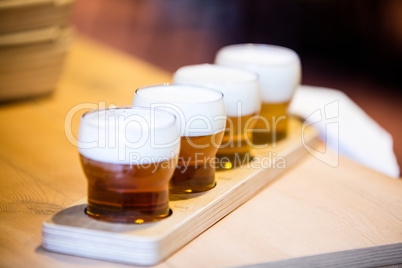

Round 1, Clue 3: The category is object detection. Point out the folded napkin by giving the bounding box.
[289,85,400,178]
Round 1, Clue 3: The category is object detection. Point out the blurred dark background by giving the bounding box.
[71,0,402,174]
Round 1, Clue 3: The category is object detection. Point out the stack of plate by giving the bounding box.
[0,0,75,102]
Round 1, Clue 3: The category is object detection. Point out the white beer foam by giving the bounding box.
[215,44,301,103]
[173,64,261,117]
[132,84,226,137]
[78,107,180,164]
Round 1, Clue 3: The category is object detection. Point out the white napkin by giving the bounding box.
[289,85,400,178]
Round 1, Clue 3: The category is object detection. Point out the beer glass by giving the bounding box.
[215,44,301,144]
[78,106,180,223]
[173,64,260,169]
[132,84,226,193]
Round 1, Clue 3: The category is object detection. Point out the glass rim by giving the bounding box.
[174,63,259,85]
[134,83,225,105]
[217,43,300,66]
[219,43,298,54]
[81,105,178,130]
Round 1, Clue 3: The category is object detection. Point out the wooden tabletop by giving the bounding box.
[1,36,402,268]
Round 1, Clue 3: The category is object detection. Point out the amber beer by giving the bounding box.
[132,84,226,193]
[81,155,176,223]
[78,106,180,223]
[215,44,301,144]
[253,102,289,144]
[173,64,260,169]
[173,132,224,193]
[217,113,258,168]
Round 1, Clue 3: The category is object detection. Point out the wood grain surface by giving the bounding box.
[1,37,402,268]
[41,118,319,266]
